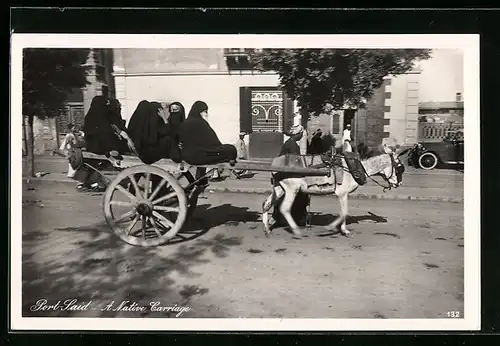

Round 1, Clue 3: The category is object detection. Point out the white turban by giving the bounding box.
[289,124,304,135]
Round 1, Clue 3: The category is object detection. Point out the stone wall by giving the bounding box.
[355,78,391,149]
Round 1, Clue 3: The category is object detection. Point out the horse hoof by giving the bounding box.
[342,231,352,238]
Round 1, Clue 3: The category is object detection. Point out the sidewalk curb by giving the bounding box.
[22,176,464,203]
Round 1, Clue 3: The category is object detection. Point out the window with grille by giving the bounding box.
[57,105,85,134]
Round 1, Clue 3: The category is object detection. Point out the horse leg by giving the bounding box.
[324,192,348,235]
[338,194,351,236]
[279,182,302,237]
[262,186,284,236]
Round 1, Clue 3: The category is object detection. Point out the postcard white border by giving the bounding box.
[10,34,480,331]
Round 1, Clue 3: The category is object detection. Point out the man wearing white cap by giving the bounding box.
[343,123,352,152]
[280,124,304,156]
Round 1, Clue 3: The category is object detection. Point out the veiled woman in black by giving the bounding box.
[126,101,182,164]
[168,101,186,144]
[179,100,237,185]
[74,96,134,192]
[82,95,133,155]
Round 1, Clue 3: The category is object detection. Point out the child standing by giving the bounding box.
[59,123,84,178]
[233,131,250,177]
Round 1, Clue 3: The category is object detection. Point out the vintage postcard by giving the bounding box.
[11,34,480,331]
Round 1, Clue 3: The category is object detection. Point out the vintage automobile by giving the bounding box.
[412,129,464,170]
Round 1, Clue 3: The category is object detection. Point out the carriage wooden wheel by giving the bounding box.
[103,165,188,247]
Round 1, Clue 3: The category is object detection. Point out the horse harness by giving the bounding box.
[320,152,405,192]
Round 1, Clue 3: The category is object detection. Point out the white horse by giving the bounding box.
[262,145,405,237]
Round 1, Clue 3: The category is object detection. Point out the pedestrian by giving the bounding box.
[233,131,250,178]
[308,128,324,154]
[343,123,352,152]
[59,123,84,178]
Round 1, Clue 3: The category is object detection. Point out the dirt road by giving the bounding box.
[21,181,464,319]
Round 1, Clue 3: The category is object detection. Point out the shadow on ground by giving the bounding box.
[21,203,260,318]
[310,211,388,227]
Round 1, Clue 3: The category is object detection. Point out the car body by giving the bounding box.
[415,129,464,170]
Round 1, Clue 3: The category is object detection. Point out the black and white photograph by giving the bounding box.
[11,34,480,331]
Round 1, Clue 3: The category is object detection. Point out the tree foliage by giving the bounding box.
[22,48,92,119]
[248,49,432,116]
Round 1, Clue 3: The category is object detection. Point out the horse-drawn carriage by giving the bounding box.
[65,150,331,247]
[61,142,405,247]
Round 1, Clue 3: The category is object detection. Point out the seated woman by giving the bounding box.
[83,95,134,156]
[73,96,135,192]
[126,100,182,164]
[167,101,186,144]
[178,101,237,185]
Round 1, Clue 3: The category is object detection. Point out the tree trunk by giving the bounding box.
[22,116,28,157]
[26,114,36,177]
[55,118,60,153]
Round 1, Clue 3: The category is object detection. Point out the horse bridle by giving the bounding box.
[376,153,405,191]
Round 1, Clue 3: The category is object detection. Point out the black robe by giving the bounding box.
[168,101,186,144]
[127,101,181,164]
[178,101,237,165]
[82,96,129,155]
[308,134,324,154]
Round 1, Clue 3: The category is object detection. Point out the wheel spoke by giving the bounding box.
[110,200,134,208]
[152,191,177,205]
[141,216,147,239]
[149,217,164,238]
[115,184,137,202]
[174,233,189,241]
[126,215,140,235]
[149,178,167,201]
[152,211,175,228]
[153,205,180,213]
[130,174,143,199]
[115,209,136,223]
[143,172,151,198]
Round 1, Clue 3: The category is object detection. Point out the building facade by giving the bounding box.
[56,48,115,136]
[114,48,421,158]
[113,48,297,159]
[27,49,115,155]
[417,93,464,142]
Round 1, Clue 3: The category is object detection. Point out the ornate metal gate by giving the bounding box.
[240,87,294,159]
[250,90,284,132]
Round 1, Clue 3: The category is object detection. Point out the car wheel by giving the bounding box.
[418,152,438,170]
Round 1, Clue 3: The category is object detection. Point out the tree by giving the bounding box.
[248,49,432,119]
[23,48,91,177]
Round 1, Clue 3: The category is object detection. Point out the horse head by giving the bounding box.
[380,144,405,188]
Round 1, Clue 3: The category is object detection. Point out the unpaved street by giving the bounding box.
[21,181,464,319]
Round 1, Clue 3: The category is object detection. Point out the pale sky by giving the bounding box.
[417,49,464,103]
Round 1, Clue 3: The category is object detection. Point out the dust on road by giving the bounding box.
[21,181,464,319]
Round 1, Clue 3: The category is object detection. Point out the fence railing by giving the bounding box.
[418,122,463,142]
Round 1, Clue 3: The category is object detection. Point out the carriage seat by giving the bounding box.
[270,153,344,186]
[270,153,341,170]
